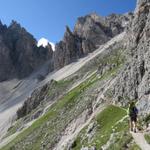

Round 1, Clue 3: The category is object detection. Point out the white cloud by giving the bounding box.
[37,38,55,51]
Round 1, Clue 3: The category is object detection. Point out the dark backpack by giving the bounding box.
[129,106,138,117]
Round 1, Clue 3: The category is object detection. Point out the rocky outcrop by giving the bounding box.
[0,20,53,81]
[104,13,134,36]
[54,13,133,69]
[54,26,83,69]
[16,79,66,119]
[17,82,50,119]
[112,0,150,113]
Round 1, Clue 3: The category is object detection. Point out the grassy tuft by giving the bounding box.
[144,134,150,144]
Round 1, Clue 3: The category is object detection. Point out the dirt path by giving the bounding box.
[131,132,150,150]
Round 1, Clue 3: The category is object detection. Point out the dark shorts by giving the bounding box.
[130,115,137,122]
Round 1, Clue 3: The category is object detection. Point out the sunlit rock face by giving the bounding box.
[54,13,133,70]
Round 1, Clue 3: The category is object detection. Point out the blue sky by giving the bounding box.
[0,0,136,43]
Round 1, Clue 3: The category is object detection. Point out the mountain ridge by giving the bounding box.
[0,12,132,81]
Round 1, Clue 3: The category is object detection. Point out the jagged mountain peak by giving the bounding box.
[76,12,103,22]
[89,12,105,22]
[0,20,53,81]
[74,13,104,35]
[64,25,74,38]
[9,20,22,30]
[0,20,3,26]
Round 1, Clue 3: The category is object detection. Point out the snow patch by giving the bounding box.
[37,38,55,51]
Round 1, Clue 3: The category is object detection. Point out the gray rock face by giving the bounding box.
[74,13,109,47]
[112,0,150,113]
[17,82,50,119]
[104,13,134,36]
[81,147,97,150]
[0,20,53,81]
[74,13,133,43]
[54,26,83,69]
[54,13,133,70]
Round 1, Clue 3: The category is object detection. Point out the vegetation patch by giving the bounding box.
[72,105,128,149]
[144,134,150,144]
[72,105,141,150]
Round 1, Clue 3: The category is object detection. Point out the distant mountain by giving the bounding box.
[0,21,53,81]
[0,13,132,81]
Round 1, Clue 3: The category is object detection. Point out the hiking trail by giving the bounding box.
[131,131,150,150]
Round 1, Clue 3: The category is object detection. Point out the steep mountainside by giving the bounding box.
[0,21,53,81]
[111,0,150,113]
[1,0,150,150]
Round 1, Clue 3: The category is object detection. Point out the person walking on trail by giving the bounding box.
[128,101,138,133]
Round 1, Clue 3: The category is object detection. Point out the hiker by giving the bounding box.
[128,101,138,133]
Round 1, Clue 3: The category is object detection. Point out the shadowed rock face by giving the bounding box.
[54,13,133,70]
[54,26,84,69]
[0,20,53,81]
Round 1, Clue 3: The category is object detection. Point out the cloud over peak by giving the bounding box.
[37,38,55,51]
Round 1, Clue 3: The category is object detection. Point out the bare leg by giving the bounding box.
[134,121,137,132]
[130,120,133,131]
[133,121,137,132]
